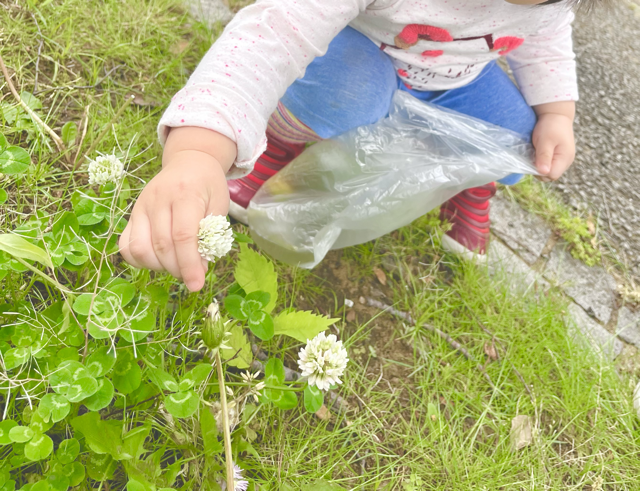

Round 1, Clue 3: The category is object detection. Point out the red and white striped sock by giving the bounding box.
[266,101,321,145]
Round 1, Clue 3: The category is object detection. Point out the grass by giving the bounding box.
[2,0,640,489]
[251,216,640,489]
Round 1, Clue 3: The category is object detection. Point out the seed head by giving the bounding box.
[201,299,231,353]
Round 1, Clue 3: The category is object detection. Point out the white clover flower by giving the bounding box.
[241,371,265,402]
[298,332,349,391]
[87,154,124,185]
[197,215,234,262]
[233,465,249,491]
[218,463,249,491]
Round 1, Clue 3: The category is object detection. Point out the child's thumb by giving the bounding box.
[534,145,554,175]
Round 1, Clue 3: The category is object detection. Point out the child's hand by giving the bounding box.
[532,101,576,182]
[119,127,237,292]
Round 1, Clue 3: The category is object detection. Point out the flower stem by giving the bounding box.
[215,350,234,490]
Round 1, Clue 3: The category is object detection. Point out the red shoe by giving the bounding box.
[228,135,306,223]
[439,182,496,261]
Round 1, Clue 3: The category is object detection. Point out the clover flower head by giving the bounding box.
[87,154,124,185]
[218,463,249,491]
[233,465,249,491]
[298,332,349,391]
[197,215,234,262]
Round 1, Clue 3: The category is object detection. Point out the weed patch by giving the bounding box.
[0,1,639,490]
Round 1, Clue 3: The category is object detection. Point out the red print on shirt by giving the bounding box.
[394,24,454,49]
[384,24,524,59]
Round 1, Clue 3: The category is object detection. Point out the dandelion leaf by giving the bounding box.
[70,413,123,457]
[221,324,252,369]
[0,233,52,268]
[200,408,223,456]
[274,311,339,343]
[120,425,151,460]
[234,244,277,313]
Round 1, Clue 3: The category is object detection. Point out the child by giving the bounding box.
[119,0,581,292]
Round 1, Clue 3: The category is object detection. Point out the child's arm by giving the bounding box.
[505,9,578,181]
[120,0,373,291]
[158,0,374,179]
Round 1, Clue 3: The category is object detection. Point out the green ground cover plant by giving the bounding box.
[504,177,640,303]
[503,177,602,266]
[2,0,640,489]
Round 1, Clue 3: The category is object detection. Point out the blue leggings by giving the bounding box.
[280,27,537,185]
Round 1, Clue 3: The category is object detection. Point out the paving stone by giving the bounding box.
[491,195,553,265]
[616,306,640,348]
[487,238,549,293]
[566,303,623,361]
[186,0,233,27]
[544,245,617,324]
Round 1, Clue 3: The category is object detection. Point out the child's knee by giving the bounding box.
[282,27,397,138]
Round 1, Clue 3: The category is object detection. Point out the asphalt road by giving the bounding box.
[559,3,640,278]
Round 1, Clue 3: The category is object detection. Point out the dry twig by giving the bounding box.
[0,53,66,154]
[35,64,125,95]
[365,297,497,390]
[453,292,533,400]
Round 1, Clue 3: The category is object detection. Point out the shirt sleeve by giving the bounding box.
[159,0,372,178]
[506,8,578,108]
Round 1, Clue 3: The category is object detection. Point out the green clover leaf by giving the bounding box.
[86,346,117,378]
[24,433,54,461]
[179,364,213,391]
[247,309,274,340]
[224,294,247,320]
[112,350,142,394]
[38,394,71,423]
[0,420,17,445]
[65,376,99,403]
[82,378,114,411]
[8,425,34,443]
[304,385,324,413]
[148,368,179,393]
[56,438,80,464]
[164,390,199,419]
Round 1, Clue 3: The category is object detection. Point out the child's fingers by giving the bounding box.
[123,214,164,271]
[172,199,207,292]
[118,223,141,268]
[534,142,555,176]
[148,205,182,280]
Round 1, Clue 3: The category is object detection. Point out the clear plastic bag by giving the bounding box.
[247,90,537,268]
